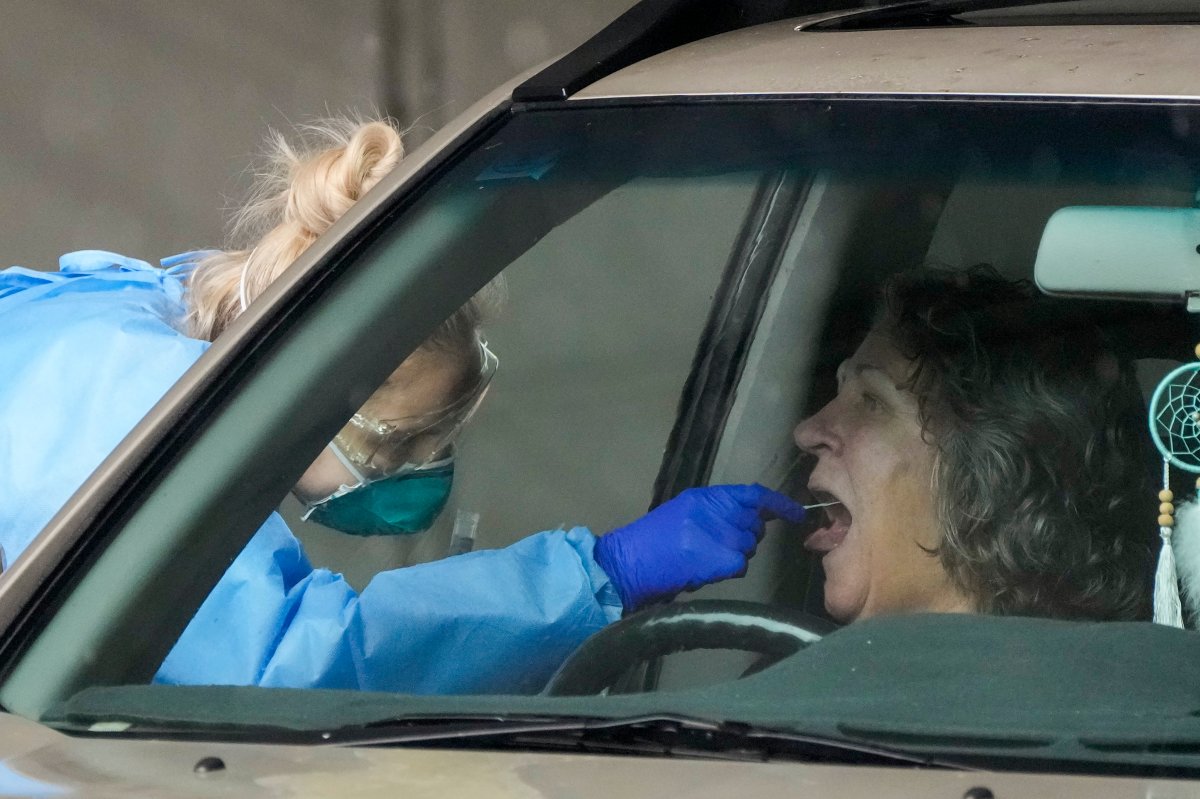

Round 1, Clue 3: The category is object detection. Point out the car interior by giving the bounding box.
[281,98,1200,692]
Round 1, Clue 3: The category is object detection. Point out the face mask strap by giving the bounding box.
[300,442,371,519]
[413,453,455,473]
[327,440,370,485]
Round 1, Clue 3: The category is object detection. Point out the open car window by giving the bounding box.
[284,171,759,582]
[7,97,1200,777]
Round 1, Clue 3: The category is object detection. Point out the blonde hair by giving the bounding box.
[187,115,500,391]
[188,117,405,341]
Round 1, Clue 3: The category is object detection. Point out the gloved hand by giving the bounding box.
[593,484,807,611]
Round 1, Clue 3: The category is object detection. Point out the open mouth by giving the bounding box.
[802,488,852,554]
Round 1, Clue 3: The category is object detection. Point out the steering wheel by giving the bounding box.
[544,599,836,696]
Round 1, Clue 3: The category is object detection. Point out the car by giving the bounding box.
[2,0,1200,794]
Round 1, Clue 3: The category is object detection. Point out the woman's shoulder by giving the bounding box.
[2,247,208,293]
[0,251,212,561]
[0,249,206,330]
[0,248,210,410]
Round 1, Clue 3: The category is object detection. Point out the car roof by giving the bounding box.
[573,17,1200,100]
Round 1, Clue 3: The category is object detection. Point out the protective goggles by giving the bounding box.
[330,339,498,484]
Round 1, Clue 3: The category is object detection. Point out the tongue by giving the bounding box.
[804,522,849,553]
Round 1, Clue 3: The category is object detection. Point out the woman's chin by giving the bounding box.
[822,583,865,624]
[819,543,863,621]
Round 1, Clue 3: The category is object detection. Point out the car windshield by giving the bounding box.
[6,96,1200,778]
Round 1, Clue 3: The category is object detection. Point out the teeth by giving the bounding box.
[801,487,836,505]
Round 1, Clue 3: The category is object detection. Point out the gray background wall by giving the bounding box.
[0,1,634,271]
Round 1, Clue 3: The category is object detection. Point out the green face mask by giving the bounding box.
[305,462,454,536]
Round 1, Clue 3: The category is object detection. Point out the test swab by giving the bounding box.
[752,451,841,511]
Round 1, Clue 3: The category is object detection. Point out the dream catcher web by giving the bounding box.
[1151,363,1200,474]
[1148,359,1200,628]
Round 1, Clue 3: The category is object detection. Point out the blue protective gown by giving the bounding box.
[0,252,622,694]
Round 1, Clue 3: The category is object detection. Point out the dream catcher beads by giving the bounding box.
[1147,346,1200,627]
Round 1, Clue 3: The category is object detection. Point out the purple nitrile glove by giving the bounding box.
[593,483,807,612]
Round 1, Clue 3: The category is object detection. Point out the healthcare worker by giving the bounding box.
[0,118,805,695]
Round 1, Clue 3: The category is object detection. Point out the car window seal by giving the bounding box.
[653,169,812,503]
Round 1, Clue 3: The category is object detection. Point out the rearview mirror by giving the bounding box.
[1034,206,1200,304]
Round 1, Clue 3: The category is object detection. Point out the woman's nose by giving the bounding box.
[793,401,839,456]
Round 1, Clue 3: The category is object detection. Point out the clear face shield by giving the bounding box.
[297,340,499,535]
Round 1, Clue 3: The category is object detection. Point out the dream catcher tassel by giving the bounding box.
[1156,538,1183,627]
[1153,463,1183,628]
[1147,344,1200,628]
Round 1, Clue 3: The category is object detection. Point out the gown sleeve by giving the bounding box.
[155,519,624,694]
[0,251,624,696]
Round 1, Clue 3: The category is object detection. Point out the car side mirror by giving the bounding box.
[1035,206,1200,306]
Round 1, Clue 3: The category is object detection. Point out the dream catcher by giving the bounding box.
[1147,346,1200,627]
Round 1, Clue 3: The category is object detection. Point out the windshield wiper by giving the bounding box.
[333,713,973,768]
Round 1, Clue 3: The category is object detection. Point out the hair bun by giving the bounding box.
[285,121,404,238]
[187,117,405,340]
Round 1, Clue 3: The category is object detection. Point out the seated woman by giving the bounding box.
[794,267,1156,623]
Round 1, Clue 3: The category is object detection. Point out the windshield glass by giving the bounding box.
[8,97,1200,777]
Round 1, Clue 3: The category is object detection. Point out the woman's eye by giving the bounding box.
[861,392,882,411]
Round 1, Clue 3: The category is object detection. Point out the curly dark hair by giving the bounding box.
[882,267,1156,621]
